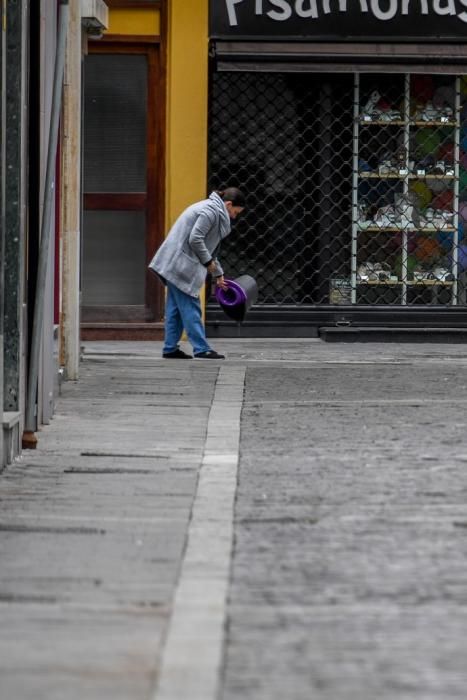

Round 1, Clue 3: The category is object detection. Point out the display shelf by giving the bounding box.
[356,280,402,285]
[418,227,456,233]
[357,280,454,286]
[424,174,456,180]
[359,172,408,179]
[409,280,454,286]
[357,226,404,232]
[359,119,406,125]
[358,226,456,233]
[359,172,455,180]
[411,120,458,127]
[358,120,458,127]
[352,73,461,307]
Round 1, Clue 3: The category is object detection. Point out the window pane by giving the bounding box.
[82,210,146,305]
[84,54,147,193]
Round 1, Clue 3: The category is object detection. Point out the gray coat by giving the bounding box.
[149,192,231,297]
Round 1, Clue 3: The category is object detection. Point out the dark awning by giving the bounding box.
[213,41,467,74]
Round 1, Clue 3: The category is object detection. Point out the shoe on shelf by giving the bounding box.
[433,267,454,282]
[194,350,225,360]
[413,155,434,176]
[380,109,401,122]
[432,267,455,282]
[416,101,439,121]
[163,348,193,359]
[430,161,455,177]
[357,262,393,282]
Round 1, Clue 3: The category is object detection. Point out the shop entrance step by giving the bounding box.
[319,327,467,343]
[80,322,164,341]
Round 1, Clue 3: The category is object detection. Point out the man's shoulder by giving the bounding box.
[170,197,220,235]
[192,197,218,214]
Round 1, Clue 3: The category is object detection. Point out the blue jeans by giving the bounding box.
[163,282,211,355]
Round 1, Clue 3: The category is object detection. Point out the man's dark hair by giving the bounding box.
[218,187,246,207]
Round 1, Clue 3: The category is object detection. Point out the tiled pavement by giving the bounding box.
[1,339,467,700]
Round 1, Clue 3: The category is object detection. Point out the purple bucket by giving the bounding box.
[214,275,258,323]
[215,279,247,307]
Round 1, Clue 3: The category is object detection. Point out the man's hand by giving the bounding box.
[216,275,228,290]
[207,261,217,275]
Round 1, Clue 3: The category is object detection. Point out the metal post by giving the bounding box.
[60,0,81,380]
[351,72,359,304]
[452,75,461,306]
[1,0,6,466]
[4,0,28,418]
[23,0,69,446]
[401,73,410,306]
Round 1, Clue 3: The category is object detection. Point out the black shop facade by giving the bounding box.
[206,0,467,337]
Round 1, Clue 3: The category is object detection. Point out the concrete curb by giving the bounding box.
[153,365,246,700]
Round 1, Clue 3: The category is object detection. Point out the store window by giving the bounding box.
[208,71,467,308]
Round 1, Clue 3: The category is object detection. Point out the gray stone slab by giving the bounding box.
[0,356,220,700]
[0,606,165,700]
[221,357,467,700]
[4,339,467,700]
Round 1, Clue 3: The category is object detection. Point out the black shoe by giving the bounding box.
[194,350,225,360]
[163,349,193,359]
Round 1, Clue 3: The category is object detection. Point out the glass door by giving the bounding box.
[82,44,162,323]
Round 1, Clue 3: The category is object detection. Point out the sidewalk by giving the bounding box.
[0,341,225,700]
[1,339,467,700]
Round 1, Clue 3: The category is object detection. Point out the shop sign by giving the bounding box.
[210,0,467,40]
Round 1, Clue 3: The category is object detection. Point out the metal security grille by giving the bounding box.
[208,71,467,309]
[208,72,354,305]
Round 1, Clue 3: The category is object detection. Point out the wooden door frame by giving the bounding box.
[85,38,165,321]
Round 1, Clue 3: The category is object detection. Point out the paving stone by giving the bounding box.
[0,350,220,700]
[3,339,467,700]
[222,355,467,700]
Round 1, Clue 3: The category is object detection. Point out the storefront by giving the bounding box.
[207,0,467,335]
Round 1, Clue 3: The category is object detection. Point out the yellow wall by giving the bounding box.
[166,0,209,229]
[106,1,210,308]
[106,8,160,36]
